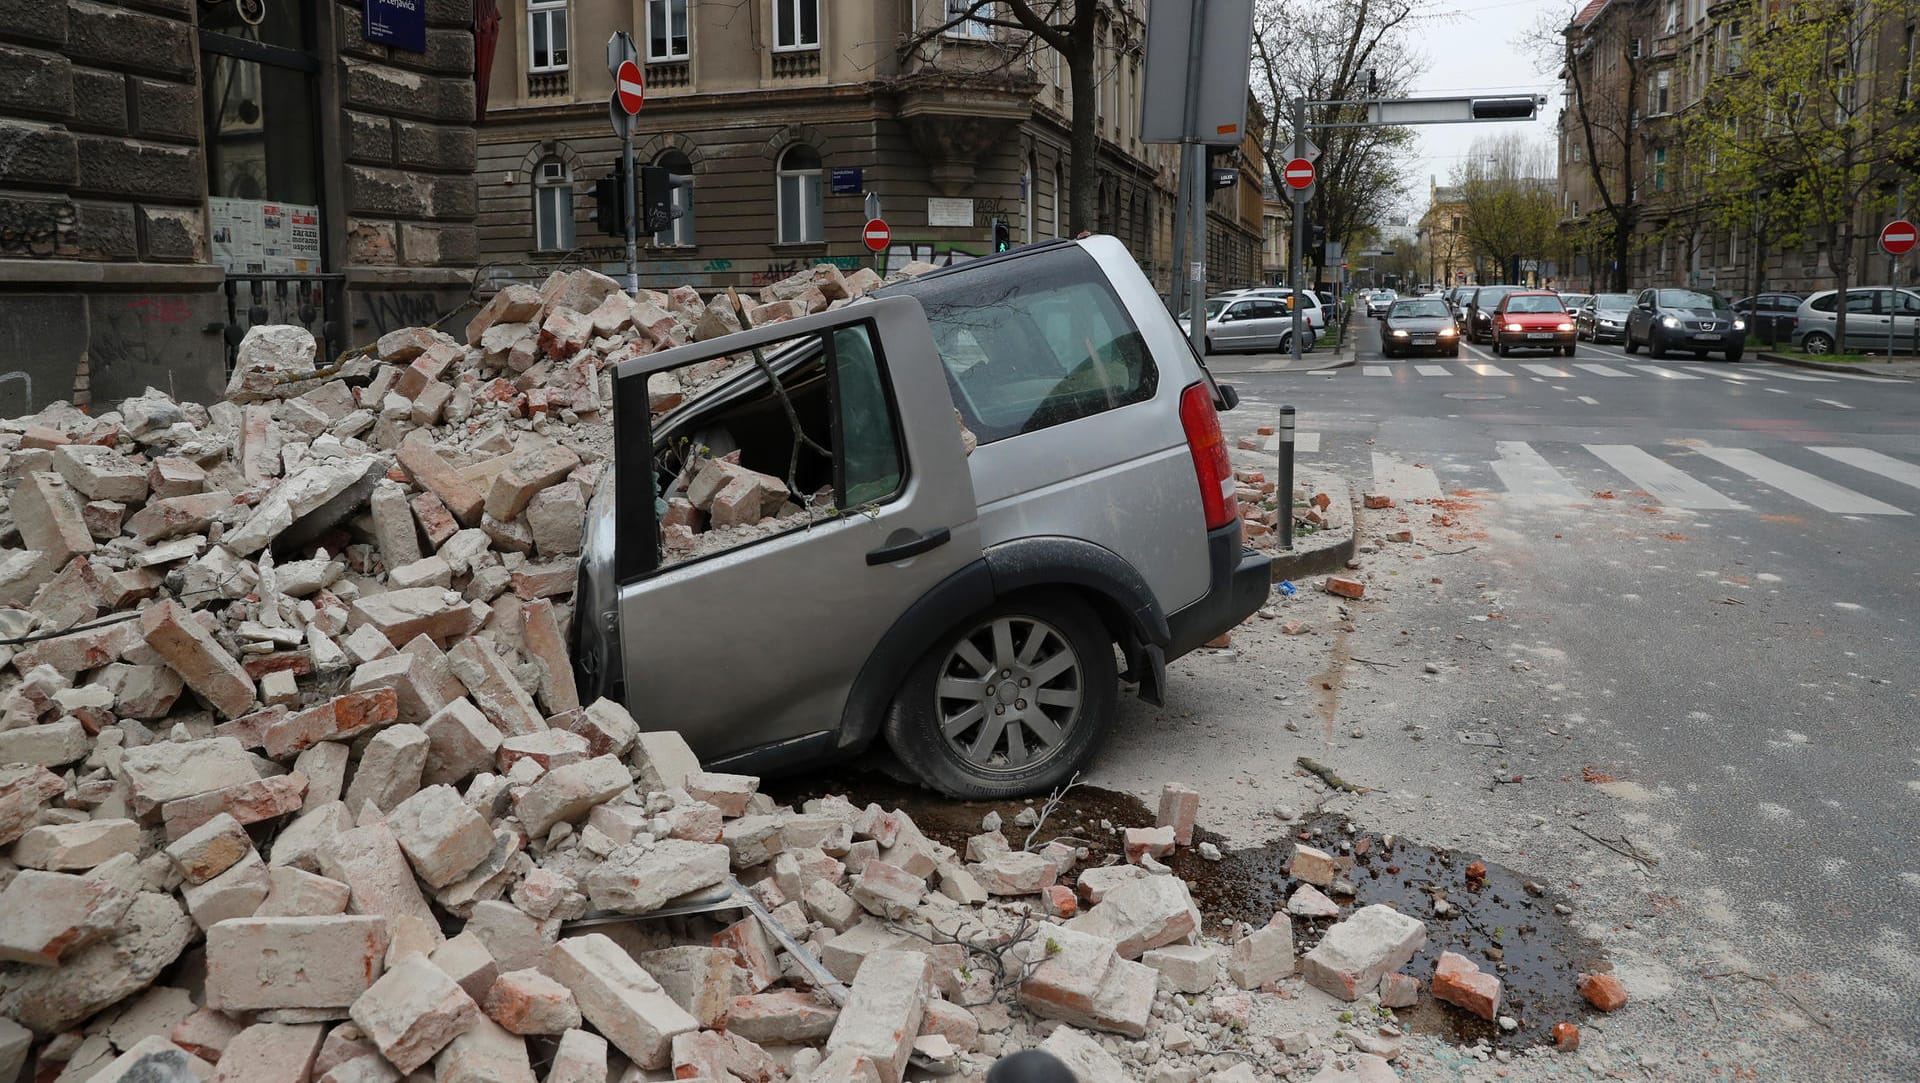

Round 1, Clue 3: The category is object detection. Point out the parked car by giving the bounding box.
[1463,285,1526,343]
[1378,297,1461,357]
[1624,287,1745,360]
[1575,293,1635,343]
[1730,292,1804,346]
[1178,295,1316,353]
[1789,288,1920,354]
[1490,291,1576,356]
[1220,287,1327,336]
[575,237,1272,798]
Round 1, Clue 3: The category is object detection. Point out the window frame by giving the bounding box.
[533,156,575,253]
[944,0,994,40]
[653,150,696,247]
[772,0,821,52]
[527,0,570,73]
[775,144,824,244]
[646,0,690,61]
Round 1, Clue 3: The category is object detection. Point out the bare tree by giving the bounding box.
[897,0,1128,234]
[1526,0,1640,291]
[1452,133,1560,283]
[1250,0,1424,279]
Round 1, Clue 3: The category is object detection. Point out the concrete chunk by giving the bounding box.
[208,1022,326,1083]
[141,600,256,718]
[515,755,631,837]
[1300,903,1428,1001]
[386,784,494,888]
[825,950,931,1083]
[1228,922,1296,989]
[630,729,701,792]
[583,839,731,914]
[205,915,390,1012]
[1142,944,1219,994]
[448,637,546,736]
[0,868,137,966]
[89,1035,211,1083]
[1064,875,1199,960]
[53,443,149,502]
[546,933,698,1070]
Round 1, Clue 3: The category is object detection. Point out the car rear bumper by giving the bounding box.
[1166,520,1272,659]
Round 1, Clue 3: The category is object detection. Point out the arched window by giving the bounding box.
[534,156,574,252]
[776,144,823,243]
[654,149,695,246]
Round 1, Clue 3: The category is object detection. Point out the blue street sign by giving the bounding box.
[364,0,427,53]
[830,168,863,195]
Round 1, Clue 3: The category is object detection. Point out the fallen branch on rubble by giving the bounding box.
[1022,771,1083,852]
[891,913,1046,1007]
[1571,826,1659,870]
[727,287,834,502]
[1420,545,1478,555]
[1702,969,1833,1030]
[1297,756,1369,794]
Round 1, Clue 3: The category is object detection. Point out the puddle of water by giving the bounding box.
[765,775,1602,1050]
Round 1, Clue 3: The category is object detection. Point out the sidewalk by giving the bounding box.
[1756,351,1920,379]
[1206,318,1359,375]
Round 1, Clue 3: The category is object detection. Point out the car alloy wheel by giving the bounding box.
[1802,332,1835,355]
[885,593,1115,798]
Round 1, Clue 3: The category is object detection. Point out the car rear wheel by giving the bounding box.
[1802,332,1835,355]
[884,593,1116,799]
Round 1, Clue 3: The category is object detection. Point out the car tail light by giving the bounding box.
[1179,382,1238,530]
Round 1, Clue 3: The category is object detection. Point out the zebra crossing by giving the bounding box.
[1318,438,1920,518]
[1349,359,1903,384]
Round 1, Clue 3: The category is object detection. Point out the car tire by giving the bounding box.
[885,592,1117,799]
[1562,344,1576,357]
[1648,330,1667,359]
[1802,332,1835,355]
[1693,350,1708,359]
[1202,336,1214,355]
[1449,346,1460,358]
[1624,329,1639,353]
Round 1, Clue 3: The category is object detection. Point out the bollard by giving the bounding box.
[1279,405,1296,551]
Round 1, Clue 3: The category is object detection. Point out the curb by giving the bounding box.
[1756,351,1920,379]
[1267,485,1357,584]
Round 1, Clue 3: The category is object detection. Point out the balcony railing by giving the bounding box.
[528,70,570,98]
[772,51,820,79]
[649,61,690,89]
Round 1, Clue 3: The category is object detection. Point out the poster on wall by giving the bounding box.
[208,198,322,274]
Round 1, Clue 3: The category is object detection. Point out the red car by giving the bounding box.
[1491,292,1577,357]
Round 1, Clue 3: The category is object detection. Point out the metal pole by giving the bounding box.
[622,130,639,296]
[1290,96,1305,366]
[1894,184,1905,358]
[1278,405,1296,550]
[1171,154,1191,315]
[1181,0,1207,360]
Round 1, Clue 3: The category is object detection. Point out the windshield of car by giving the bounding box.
[1658,289,1727,309]
[1391,300,1450,318]
[1505,295,1565,314]
[1594,294,1634,311]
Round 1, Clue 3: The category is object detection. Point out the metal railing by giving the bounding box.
[218,273,346,376]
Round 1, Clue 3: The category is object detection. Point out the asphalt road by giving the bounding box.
[1093,316,1920,1076]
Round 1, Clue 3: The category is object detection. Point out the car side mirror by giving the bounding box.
[1216,383,1240,411]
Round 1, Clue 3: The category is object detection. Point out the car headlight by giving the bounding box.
[1600,318,1619,327]
[1391,329,1409,338]
[1661,315,1681,328]
[1733,319,1746,330]
[1557,322,1574,332]
[1505,322,1523,332]
[1439,327,1457,337]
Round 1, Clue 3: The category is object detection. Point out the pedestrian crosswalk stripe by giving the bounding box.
[1630,365,1701,380]
[1520,363,1571,377]
[1363,365,1391,376]
[1810,447,1920,491]
[1696,447,1909,515]
[1799,368,1903,383]
[1582,444,1746,510]
[1813,398,1854,410]
[1492,441,1583,504]
[1465,363,1512,377]
[1415,365,1451,377]
[1715,372,1762,382]
[1572,363,1634,377]
[1752,370,1835,382]
[1372,452,1443,500]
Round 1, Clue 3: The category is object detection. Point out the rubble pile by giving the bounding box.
[0,263,1589,1082]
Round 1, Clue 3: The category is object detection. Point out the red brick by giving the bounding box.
[1578,972,1628,1012]
[161,772,309,841]
[1432,951,1501,1021]
[261,688,400,758]
[397,440,484,526]
[1156,783,1200,846]
[1363,494,1394,509]
[141,600,256,718]
[1324,576,1366,599]
[509,562,575,600]
[410,490,460,546]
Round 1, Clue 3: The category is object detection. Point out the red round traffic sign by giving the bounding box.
[615,60,645,115]
[1283,157,1315,190]
[862,218,891,253]
[1880,218,1917,257]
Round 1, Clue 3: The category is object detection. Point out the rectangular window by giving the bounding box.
[946,0,992,39]
[773,0,820,50]
[777,171,822,243]
[648,0,689,60]
[1655,71,1670,114]
[1664,0,1676,32]
[1903,25,1914,102]
[529,0,569,72]
[535,161,574,251]
[1654,148,1666,191]
[884,245,1159,444]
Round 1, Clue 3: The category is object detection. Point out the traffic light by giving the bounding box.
[1307,222,1327,264]
[593,158,627,237]
[640,166,672,234]
[992,219,1011,252]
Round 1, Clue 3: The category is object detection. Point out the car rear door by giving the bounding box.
[1244,298,1288,348]
[605,296,983,761]
[1219,299,1256,348]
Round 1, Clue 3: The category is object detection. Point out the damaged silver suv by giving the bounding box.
[573,237,1270,797]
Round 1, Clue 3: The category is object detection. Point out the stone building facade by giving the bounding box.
[474,0,1261,297]
[0,0,481,414]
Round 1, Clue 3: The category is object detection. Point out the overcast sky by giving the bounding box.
[1394,0,1574,221]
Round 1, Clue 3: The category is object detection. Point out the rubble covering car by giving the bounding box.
[574,238,1273,799]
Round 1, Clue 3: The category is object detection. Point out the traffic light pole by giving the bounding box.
[1289,96,1305,367]
[622,131,639,297]
[1181,0,1207,363]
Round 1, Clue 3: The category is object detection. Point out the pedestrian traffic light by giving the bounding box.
[640,166,672,234]
[594,158,627,237]
[993,219,1011,252]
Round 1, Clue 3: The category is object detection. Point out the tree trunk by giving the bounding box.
[1833,225,1851,352]
[1609,216,1632,292]
[1066,35,1099,236]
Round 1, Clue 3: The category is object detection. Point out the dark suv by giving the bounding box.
[1624,288,1744,361]
[1463,285,1525,343]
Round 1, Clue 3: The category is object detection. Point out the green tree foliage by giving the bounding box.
[1451,133,1562,282]
[1681,0,1920,348]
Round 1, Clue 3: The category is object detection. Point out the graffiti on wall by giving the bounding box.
[89,294,219,406]
[363,291,445,336]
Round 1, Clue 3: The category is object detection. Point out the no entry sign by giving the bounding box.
[1282,158,1315,190]
[1880,219,1917,258]
[614,60,645,115]
[862,218,891,253]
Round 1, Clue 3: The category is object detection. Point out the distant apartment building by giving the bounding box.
[475,0,1261,295]
[1421,181,1473,286]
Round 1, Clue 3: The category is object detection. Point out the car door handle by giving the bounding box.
[866,527,952,565]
